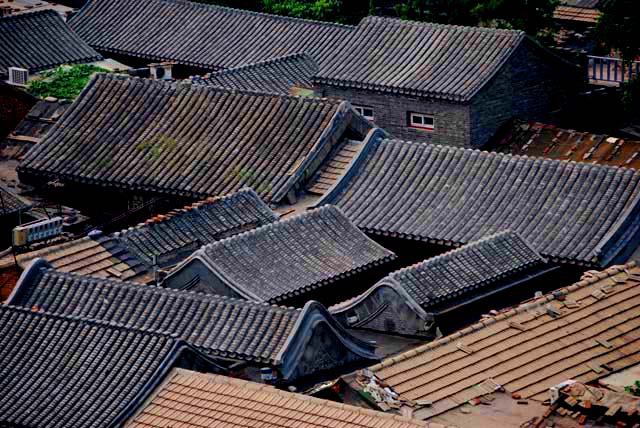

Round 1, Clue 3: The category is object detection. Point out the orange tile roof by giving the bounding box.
[554,5,601,23]
[126,368,444,428]
[364,262,640,420]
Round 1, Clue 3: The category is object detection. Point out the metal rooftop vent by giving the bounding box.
[8,67,29,86]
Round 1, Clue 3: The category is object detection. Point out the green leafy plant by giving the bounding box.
[27,64,108,100]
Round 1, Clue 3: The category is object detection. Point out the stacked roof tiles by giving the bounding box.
[319,138,640,267]
[8,259,377,379]
[313,16,526,102]
[13,188,277,283]
[199,52,318,95]
[126,368,436,428]
[164,206,396,304]
[18,73,362,203]
[0,187,31,216]
[68,0,354,70]
[114,188,279,267]
[0,304,218,428]
[4,99,71,149]
[490,120,640,169]
[331,231,550,336]
[356,262,640,420]
[0,10,102,77]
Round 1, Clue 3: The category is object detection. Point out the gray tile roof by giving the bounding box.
[115,188,278,268]
[318,138,640,267]
[561,0,602,7]
[313,16,526,102]
[168,206,396,304]
[0,10,102,77]
[378,231,546,309]
[197,52,318,95]
[18,74,356,203]
[8,259,377,379]
[0,304,214,428]
[6,99,71,147]
[68,0,354,71]
[0,187,31,216]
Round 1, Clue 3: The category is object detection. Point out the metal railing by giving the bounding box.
[588,55,640,84]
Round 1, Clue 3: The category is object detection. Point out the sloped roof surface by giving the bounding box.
[200,52,318,95]
[386,231,546,308]
[16,235,152,282]
[0,305,184,428]
[8,263,301,365]
[18,74,346,203]
[320,138,640,267]
[554,5,601,23]
[6,99,70,146]
[0,187,30,216]
[115,188,278,266]
[491,120,640,169]
[366,262,640,419]
[186,205,396,303]
[68,0,354,70]
[314,17,525,101]
[0,10,102,76]
[127,368,435,428]
[561,0,602,7]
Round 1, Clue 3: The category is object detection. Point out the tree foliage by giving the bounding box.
[28,64,108,100]
[596,0,640,63]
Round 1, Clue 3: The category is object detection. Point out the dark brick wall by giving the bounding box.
[316,86,471,147]
[470,40,578,148]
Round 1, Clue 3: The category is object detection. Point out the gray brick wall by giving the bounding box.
[316,86,471,147]
[470,40,577,148]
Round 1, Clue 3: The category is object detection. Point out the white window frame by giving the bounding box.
[353,105,375,121]
[409,112,435,131]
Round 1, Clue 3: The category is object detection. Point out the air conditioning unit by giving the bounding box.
[148,62,174,80]
[13,217,63,247]
[8,67,29,86]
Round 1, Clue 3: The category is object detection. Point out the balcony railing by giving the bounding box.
[588,56,640,84]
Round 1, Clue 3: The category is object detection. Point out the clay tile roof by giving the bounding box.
[490,120,640,168]
[171,205,396,304]
[313,16,526,102]
[0,10,102,77]
[0,187,31,216]
[126,368,435,428]
[379,231,546,309]
[68,0,354,70]
[18,74,354,203]
[13,189,277,284]
[114,188,278,268]
[0,304,204,428]
[554,5,602,23]
[561,0,603,7]
[198,52,318,95]
[362,262,640,419]
[318,138,640,268]
[7,260,377,378]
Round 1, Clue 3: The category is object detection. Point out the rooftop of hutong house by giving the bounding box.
[318,137,640,268]
[68,0,354,70]
[164,205,396,305]
[8,259,378,380]
[17,74,371,204]
[0,10,102,78]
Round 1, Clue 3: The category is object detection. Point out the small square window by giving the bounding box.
[353,105,375,121]
[409,112,435,131]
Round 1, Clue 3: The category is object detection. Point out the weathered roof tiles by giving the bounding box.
[8,259,377,380]
[126,368,437,428]
[197,52,318,95]
[0,10,102,77]
[18,74,365,203]
[69,0,354,70]
[164,205,396,304]
[314,16,526,102]
[359,262,640,420]
[318,138,640,267]
[0,304,218,428]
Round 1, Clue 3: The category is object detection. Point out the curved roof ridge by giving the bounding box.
[370,262,636,371]
[361,15,526,36]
